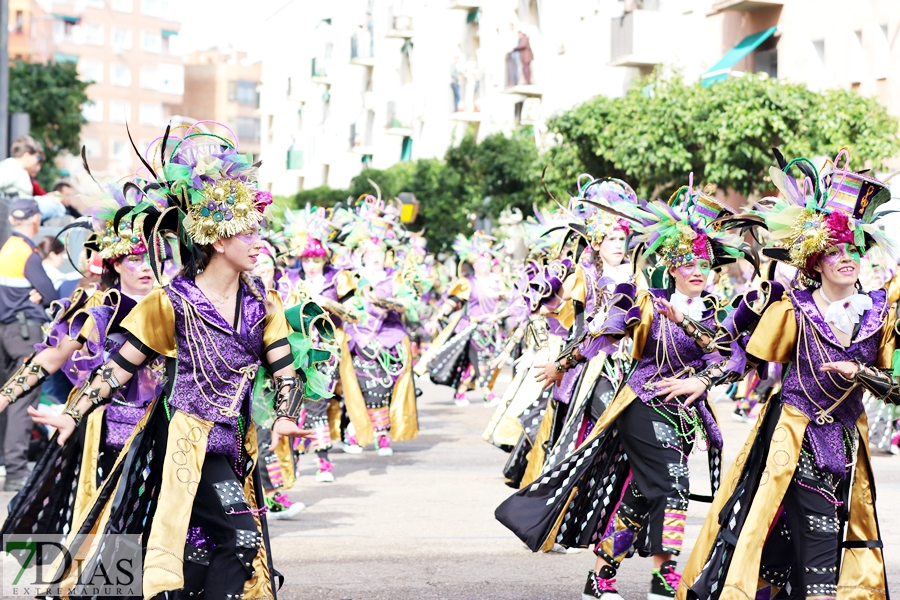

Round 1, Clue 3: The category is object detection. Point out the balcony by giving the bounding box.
[709,0,782,13]
[609,10,667,68]
[385,15,413,39]
[350,32,375,66]
[311,57,332,84]
[386,102,414,136]
[449,111,482,122]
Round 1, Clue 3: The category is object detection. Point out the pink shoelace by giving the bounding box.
[455,393,467,401]
[274,493,293,508]
[378,436,391,449]
[593,576,617,592]
[346,435,358,446]
[662,568,681,591]
[318,459,334,473]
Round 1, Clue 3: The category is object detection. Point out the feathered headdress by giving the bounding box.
[756,148,898,275]
[285,204,337,258]
[597,174,758,272]
[452,231,496,263]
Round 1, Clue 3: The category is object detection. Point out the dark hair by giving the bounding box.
[182,244,216,281]
[10,135,41,158]
[36,236,65,259]
[100,257,123,289]
[53,181,72,193]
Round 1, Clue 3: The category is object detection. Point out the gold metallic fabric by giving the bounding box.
[274,433,296,491]
[745,298,797,364]
[876,305,896,369]
[630,291,657,360]
[520,398,555,489]
[262,289,289,349]
[446,278,472,301]
[72,406,105,526]
[121,287,177,358]
[143,410,212,598]
[336,270,357,298]
[389,336,418,441]
[338,333,374,447]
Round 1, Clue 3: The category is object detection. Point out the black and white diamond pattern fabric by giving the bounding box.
[213,480,247,508]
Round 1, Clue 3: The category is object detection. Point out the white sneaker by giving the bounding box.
[454,394,470,407]
[376,446,394,457]
[342,441,363,454]
[267,494,305,520]
[315,470,335,482]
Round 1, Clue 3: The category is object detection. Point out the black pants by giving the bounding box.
[180,453,262,598]
[0,321,45,481]
[597,400,693,565]
[759,452,841,598]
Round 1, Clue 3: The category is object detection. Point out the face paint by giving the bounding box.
[822,243,861,265]
[234,229,261,246]
[676,260,711,280]
[122,253,150,272]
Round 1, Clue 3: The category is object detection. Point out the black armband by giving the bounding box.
[854,362,900,406]
[264,338,289,354]
[268,354,294,372]
[111,352,141,374]
[125,334,154,357]
[274,374,306,421]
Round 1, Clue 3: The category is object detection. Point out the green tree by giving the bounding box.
[9,60,90,189]
[547,72,900,201]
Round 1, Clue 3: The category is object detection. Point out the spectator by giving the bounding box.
[0,198,58,491]
[451,56,462,112]
[514,30,534,85]
[0,136,65,220]
[58,250,103,299]
[37,236,78,290]
[505,22,520,86]
[53,182,82,218]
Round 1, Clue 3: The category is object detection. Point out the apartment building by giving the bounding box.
[42,0,183,178]
[182,49,262,159]
[8,0,52,62]
[257,0,631,195]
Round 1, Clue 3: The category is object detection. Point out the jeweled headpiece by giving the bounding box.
[757,148,898,275]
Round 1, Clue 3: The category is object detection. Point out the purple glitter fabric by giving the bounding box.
[105,356,166,450]
[186,525,216,550]
[345,269,408,351]
[159,275,271,465]
[777,288,887,476]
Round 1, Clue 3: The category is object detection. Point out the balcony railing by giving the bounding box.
[709,0,782,13]
[385,101,413,135]
[609,9,666,68]
[386,15,413,39]
[350,32,375,66]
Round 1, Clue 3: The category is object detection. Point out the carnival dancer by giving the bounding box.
[482,251,570,487]
[29,122,331,599]
[537,178,638,477]
[333,198,420,456]
[0,182,174,538]
[495,179,756,600]
[280,205,347,480]
[677,150,899,600]
[419,232,508,406]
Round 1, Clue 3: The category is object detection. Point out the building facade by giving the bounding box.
[258,0,900,196]
[8,0,52,62]
[35,0,183,178]
[182,49,262,159]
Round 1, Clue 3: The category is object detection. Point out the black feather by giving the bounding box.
[126,122,159,181]
[159,123,171,169]
[772,148,787,170]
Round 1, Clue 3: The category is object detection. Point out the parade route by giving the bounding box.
[263,372,900,599]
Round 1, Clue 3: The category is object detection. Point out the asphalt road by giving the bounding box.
[1,370,898,599]
[267,371,900,600]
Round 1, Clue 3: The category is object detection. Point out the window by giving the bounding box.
[141,0,160,16]
[83,23,103,45]
[228,80,259,106]
[85,0,106,7]
[141,30,161,53]
[139,103,163,126]
[82,100,103,122]
[157,63,184,94]
[111,64,131,86]
[111,0,133,12]
[140,66,157,89]
[235,117,261,142]
[82,137,102,158]
[110,139,129,159]
[112,27,132,50]
[79,60,104,83]
[810,39,826,90]
[849,30,863,84]
[110,101,131,123]
[14,10,23,34]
